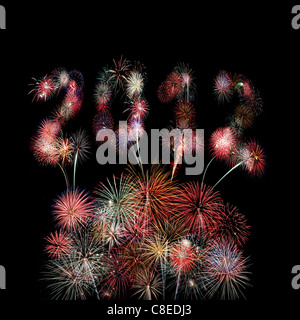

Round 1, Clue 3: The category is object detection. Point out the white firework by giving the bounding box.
[125,71,144,99]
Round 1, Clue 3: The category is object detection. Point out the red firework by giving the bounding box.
[30,76,57,102]
[158,71,182,103]
[45,230,73,259]
[173,182,224,237]
[209,127,239,161]
[92,111,114,135]
[169,240,198,273]
[58,89,83,121]
[52,188,94,231]
[216,203,250,247]
[100,248,131,298]
[96,103,111,113]
[239,140,266,177]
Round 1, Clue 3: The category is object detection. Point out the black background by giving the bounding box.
[0,0,299,316]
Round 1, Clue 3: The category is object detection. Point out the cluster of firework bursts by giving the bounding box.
[30,57,266,300]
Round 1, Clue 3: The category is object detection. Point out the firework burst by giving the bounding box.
[94,174,140,231]
[127,165,179,223]
[174,182,224,237]
[216,203,250,247]
[131,269,162,300]
[209,126,239,162]
[52,188,94,231]
[203,239,251,299]
[29,76,57,102]
[238,140,266,177]
[125,70,144,99]
[45,230,73,259]
[214,70,233,103]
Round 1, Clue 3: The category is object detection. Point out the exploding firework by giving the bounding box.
[51,67,70,90]
[174,100,196,126]
[127,165,179,223]
[131,269,162,300]
[174,62,196,102]
[169,239,198,274]
[43,231,102,300]
[203,239,250,299]
[94,81,112,106]
[158,71,182,103]
[209,127,239,162]
[100,248,131,298]
[52,188,94,231]
[45,230,73,259]
[233,105,255,130]
[55,136,74,165]
[108,56,131,90]
[29,76,57,102]
[92,111,114,135]
[31,134,60,166]
[174,182,224,237]
[94,174,140,231]
[214,70,233,103]
[238,140,266,177]
[125,70,144,99]
[70,129,92,165]
[216,203,250,247]
[129,98,149,120]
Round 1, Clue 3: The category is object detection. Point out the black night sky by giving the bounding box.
[0,1,299,317]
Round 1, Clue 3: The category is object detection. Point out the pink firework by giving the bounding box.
[31,134,60,166]
[45,230,73,259]
[130,98,149,120]
[239,140,266,177]
[52,188,94,231]
[29,76,57,102]
[37,118,61,141]
[209,127,238,161]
